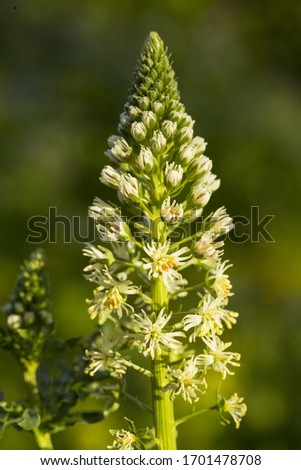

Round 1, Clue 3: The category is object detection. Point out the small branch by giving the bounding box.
[122,359,153,378]
[123,391,153,414]
[175,405,218,427]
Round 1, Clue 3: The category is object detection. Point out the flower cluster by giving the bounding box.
[1,249,54,366]
[83,32,246,448]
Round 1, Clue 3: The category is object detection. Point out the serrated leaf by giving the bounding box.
[18,408,40,431]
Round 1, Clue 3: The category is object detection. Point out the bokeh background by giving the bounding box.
[1,0,301,450]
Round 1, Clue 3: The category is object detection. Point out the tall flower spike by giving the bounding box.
[84,32,246,450]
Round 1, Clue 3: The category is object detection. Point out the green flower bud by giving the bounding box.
[128,105,141,119]
[164,162,183,187]
[177,126,194,145]
[151,130,166,154]
[162,120,177,138]
[100,166,122,188]
[138,147,155,172]
[119,174,139,201]
[131,122,148,142]
[151,101,165,117]
[142,111,156,129]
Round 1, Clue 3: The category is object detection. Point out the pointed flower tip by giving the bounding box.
[145,31,164,51]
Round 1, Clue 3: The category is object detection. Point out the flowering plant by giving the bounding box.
[84,32,246,450]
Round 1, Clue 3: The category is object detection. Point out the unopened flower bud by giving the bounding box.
[164,162,183,187]
[151,130,166,154]
[177,126,194,144]
[180,113,194,128]
[152,101,165,117]
[119,174,139,200]
[142,111,156,129]
[192,187,211,207]
[40,310,53,326]
[23,311,36,326]
[162,120,177,138]
[128,105,141,119]
[7,314,22,330]
[190,155,212,176]
[100,166,122,188]
[108,137,132,161]
[192,136,207,155]
[179,144,196,165]
[119,112,132,131]
[138,147,155,172]
[131,121,148,142]
[136,96,149,111]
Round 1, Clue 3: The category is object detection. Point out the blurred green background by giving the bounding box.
[1,0,301,450]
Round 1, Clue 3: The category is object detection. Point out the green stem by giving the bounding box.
[150,202,177,450]
[33,428,53,451]
[175,405,217,427]
[24,361,53,450]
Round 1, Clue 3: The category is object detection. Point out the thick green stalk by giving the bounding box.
[24,362,53,450]
[151,206,177,450]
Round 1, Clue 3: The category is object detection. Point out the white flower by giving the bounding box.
[108,429,136,450]
[131,121,147,141]
[164,162,183,187]
[207,260,233,298]
[219,393,247,429]
[209,207,233,236]
[131,309,184,359]
[194,231,224,261]
[85,336,127,379]
[96,217,130,242]
[183,293,239,341]
[88,197,117,221]
[100,166,122,188]
[192,173,220,207]
[83,244,115,265]
[119,174,139,200]
[137,146,155,172]
[143,240,191,292]
[161,197,183,224]
[167,356,207,403]
[198,335,241,379]
[86,267,139,324]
